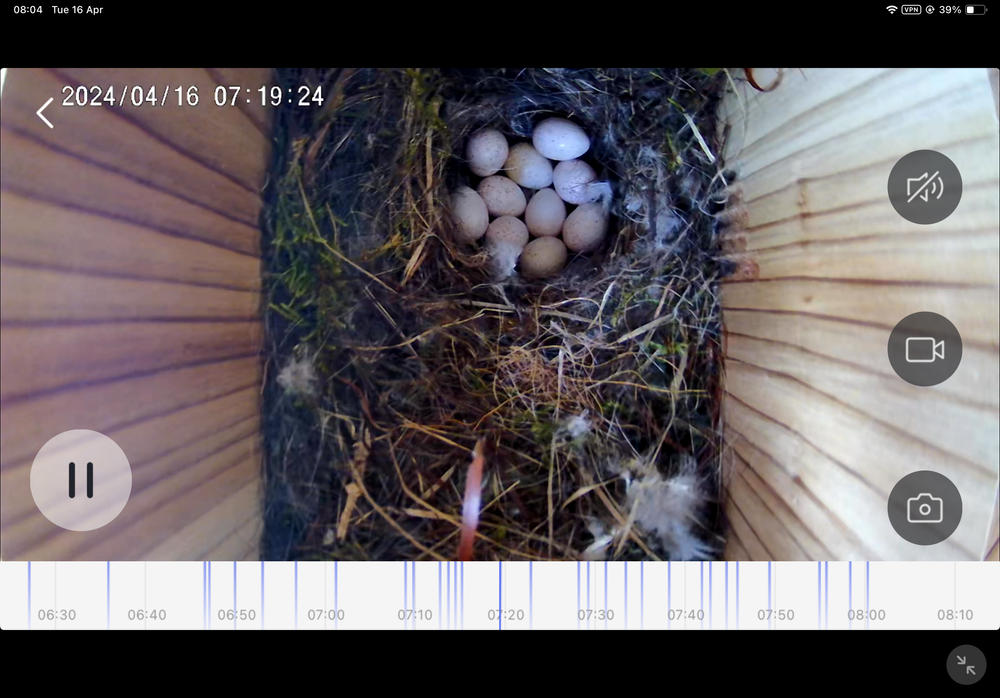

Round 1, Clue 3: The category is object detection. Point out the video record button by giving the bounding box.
[887,312,962,386]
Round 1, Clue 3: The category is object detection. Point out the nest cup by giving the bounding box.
[261,68,729,562]
[448,109,618,280]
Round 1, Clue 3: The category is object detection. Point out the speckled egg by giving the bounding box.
[485,216,530,249]
[449,186,490,243]
[524,188,566,237]
[503,143,553,189]
[519,236,568,279]
[477,175,527,217]
[552,159,599,205]
[532,118,590,161]
[466,129,509,177]
[562,203,608,252]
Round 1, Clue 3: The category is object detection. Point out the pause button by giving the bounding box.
[30,430,132,531]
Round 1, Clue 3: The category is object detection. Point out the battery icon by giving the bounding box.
[965,4,987,13]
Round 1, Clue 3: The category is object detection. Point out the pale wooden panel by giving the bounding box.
[0,356,258,470]
[732,138,997,231]
[727,360,987,559]
[203,514,264,561]
[723,69,989,182]
[0,68,267,561]
[723,310,999,407]
[722,280,997,346]
[9,417,259,560]
[720,69,889,162]
[0,127,260,255]
[719,68,1000,561]
[1,321,262,400]
[723,530,751,561]
[986,492,999,562]
[206,67,276,137]
[728,448,830,559]
[0,192,260,289]
[54,68,270,192]
[1,388,260,539]
[727,394,916,560]
[725,491,772,560]
[726,334,998,470]
[728,462,810,560]
[0,263,259,322]
[1,68,262,225]
[144,480,260,560]
[743,229,997,285]
[724,185,997,252]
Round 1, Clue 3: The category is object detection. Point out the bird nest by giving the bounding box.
[260,67,732,561]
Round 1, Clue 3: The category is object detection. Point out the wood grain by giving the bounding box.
[0,67,268,560]
[0,128,261,255]
[1,320,262,401]
[53,68,270,192]
[0,192,260,289]
[8,418,260,560]
[0,263,259,322]
[1,387,259,529]
[719,68,1000,561]
[2,69,263,225]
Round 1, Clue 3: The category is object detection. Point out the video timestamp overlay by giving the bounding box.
[0,561,997,630]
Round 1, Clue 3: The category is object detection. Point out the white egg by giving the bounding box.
[532,118,590,161]
[524,188,566,237]
[485,216,529,249]
[552,159,599,205]
[449,186,489,243]
[562,203,607,252]
[466,129,509,177]
[477,175,527,217]
[519,236,567,279]
[503,143,553,189]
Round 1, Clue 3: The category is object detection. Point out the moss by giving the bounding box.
[260,67,729,562]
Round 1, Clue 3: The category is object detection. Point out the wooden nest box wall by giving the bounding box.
[717,68,999,561]
[1,68,271,560]
[0,68,997,561]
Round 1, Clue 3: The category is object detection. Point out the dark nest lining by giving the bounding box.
[260,68,732,561]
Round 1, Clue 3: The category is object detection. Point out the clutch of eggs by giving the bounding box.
[451,117,608,279]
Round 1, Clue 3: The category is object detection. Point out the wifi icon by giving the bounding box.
[887,4,898,11]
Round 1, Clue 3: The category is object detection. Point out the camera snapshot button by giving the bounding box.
[887,470,962,545]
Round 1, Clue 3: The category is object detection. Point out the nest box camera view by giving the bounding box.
[0,68,997,563]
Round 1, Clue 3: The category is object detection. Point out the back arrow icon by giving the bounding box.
[36,97,54,129]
